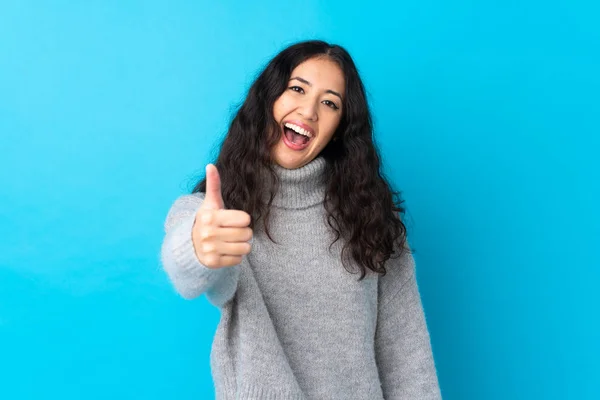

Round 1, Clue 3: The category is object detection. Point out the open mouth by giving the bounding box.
[282,122,313,146]
[283,126,310,145]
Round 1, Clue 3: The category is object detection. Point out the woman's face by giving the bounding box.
[271,57,345,169]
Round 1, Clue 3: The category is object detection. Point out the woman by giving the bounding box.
[161,40,442,399]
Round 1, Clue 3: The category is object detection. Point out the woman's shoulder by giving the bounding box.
[378,243,417,303]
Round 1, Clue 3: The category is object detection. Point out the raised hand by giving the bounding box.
[191,164,253,269]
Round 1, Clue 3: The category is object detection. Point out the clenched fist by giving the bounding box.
[192,164,253,269]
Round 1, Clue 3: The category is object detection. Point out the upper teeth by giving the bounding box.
[285,122,312,138]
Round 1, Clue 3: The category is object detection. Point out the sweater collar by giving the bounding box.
[267,156,328,210]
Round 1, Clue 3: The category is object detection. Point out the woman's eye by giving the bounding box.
[290,86,304,93]
[323,100,339,110]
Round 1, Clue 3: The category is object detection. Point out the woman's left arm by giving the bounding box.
[375,248,442,399]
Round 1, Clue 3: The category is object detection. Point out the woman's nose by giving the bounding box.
[298,98,318,121]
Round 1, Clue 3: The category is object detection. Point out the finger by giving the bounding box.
[216,226,253,243]
[214,209,252,228]
[217,241,252,256]
[203,164,225,210]
[196,209,251,230]
[218,255,244,268]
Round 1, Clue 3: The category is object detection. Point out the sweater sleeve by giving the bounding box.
[160,192,241,307]
[375,245,442,399]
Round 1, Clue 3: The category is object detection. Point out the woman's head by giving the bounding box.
[272,56,344,169]
[193,40,409,280]
[227,39,374,169]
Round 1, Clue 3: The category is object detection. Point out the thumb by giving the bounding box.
[202,164,225,210]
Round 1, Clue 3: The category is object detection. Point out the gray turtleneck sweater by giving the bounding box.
[160,156,442,399]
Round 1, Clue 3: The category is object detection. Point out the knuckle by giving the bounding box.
[205,255,220,269]
[202,242,216,254]
[199,227,215,241]
[199,210,215,225]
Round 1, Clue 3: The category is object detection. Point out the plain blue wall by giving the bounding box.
[1,1,598,399]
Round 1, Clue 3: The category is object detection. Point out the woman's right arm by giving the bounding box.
[160,193,241,307]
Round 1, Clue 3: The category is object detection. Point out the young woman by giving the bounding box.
[161,40,442,400]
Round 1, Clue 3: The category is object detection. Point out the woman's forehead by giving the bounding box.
[290,58,345,95]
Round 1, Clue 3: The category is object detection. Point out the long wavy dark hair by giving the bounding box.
[191,40,409,280]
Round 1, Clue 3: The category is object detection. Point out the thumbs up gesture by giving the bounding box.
[192,164,253,269]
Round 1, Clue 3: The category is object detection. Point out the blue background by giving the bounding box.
[1,1,598,399]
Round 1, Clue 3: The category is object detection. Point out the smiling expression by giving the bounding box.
[271,57,345,169]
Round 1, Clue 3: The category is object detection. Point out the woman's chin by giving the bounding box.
[271,140,313,169]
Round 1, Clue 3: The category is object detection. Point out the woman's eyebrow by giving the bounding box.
[290,76,343,101]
